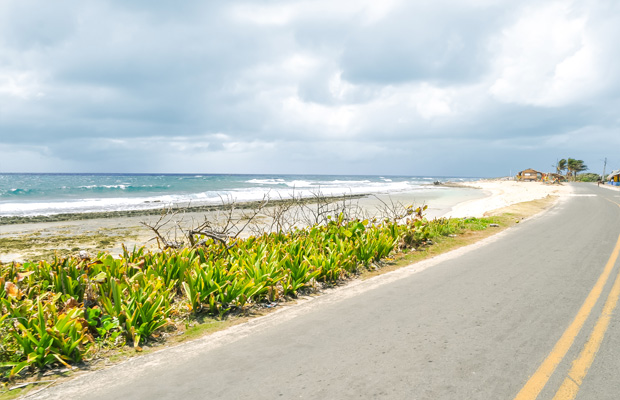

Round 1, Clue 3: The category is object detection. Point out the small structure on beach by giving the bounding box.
[544,173,566,183]
[608,170,620,186]
[516,168,543,182]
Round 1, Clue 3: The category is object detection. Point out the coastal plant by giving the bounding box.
[122,244,146,263]
[4,298,90,377]
[281,254,320,296]
[237,244,285,302]
[0,315,21,379]
[98,277,124,319]
[119,276,174,348]
[147,250,194,289]
[214,275,255,314]
[1,199,507,380]
[85,307,122,344]
[181,260,229,313]
[47,258,85,301]
[364,228,398,262]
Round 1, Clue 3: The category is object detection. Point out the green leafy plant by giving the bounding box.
[1,202,503,380]
[4,298,89,378]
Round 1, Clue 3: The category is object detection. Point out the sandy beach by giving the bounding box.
[442,179,574,218]
[0,180,574,263]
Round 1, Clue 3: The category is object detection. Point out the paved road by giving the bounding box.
[31,183,620,400]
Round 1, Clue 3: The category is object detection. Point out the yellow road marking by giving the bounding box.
[605,198,620,208]
[550,198,620,399]
[513,233,620,400]
[552,265,620,399]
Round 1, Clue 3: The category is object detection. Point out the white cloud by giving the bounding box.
[0,0,618,176]
[230,0,401,27]
[489,1,603,107]
[409,84,456,120]
[279,95,359,137]
[0,70,43,99]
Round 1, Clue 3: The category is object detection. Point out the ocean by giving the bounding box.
[0,173,481,217]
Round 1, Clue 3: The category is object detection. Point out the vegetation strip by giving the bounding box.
[0,196,557,398]
[0,206,502,382]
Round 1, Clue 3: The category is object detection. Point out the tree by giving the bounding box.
[566,158,588,180]
[556,159,567,175]
[575,173,600,182]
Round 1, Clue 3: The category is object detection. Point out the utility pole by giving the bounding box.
[602,157,607,182]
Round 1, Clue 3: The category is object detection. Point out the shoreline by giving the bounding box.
[0,194,369,225]
[0,187,481,263]
[0,181,573,263]
[440,179,573,218]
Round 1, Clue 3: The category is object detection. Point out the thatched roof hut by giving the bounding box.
[517,168,543,182]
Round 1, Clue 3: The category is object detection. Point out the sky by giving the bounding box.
[0,0,618,177]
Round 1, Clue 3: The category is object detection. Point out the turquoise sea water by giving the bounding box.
[0,173,481,217]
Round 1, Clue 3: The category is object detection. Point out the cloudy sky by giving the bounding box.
[0,0,618,177]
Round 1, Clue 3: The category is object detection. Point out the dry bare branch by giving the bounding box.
[140,207,185,249]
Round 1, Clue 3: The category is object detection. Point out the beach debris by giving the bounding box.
[5,281,21,297]
[64,297,79,309]
[489,223,500,227]
[9,380,57,391]
[16,271,35,281]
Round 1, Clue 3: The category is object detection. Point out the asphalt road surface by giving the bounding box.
[31,183,620,400]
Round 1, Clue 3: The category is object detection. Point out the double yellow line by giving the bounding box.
[515,200,620,400]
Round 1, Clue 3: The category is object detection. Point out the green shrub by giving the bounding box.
[1,209,494,379]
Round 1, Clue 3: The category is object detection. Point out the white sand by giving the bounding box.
[442,180,574,218]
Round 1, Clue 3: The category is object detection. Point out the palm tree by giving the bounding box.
[574,159,588,178]
[556,159,567,175]
[566,158,588,180]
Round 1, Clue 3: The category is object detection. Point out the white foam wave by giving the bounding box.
[0,177,475,217]
[283,180,313,187]
[246,178,286,185]
[79,184,129,190]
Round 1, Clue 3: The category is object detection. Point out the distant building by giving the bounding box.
[608,170,620,186]
[516,168,543,182]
